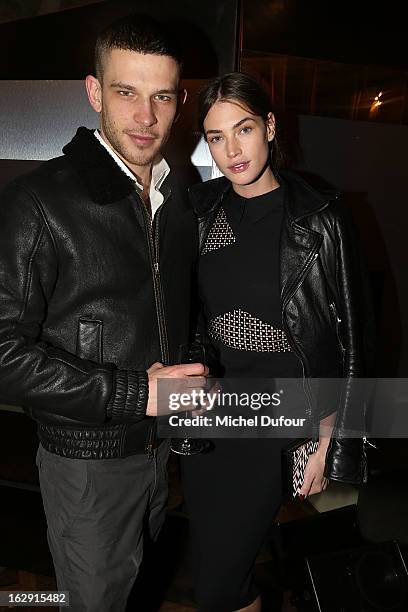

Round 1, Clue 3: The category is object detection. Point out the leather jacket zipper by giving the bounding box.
[280,198,336,442]
[282,251,320,439]
[329,301,345,357]
[282,252,319,311]
[136,193,171,457]
[150,206,170,364]
[282,314,318,439]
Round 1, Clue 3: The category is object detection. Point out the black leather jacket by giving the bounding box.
[189,171,374,484]
[0,127,197,459]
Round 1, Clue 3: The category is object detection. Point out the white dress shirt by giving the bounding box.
[94,129,170,219]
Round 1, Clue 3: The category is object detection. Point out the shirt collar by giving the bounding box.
[93,129,170,192]
[224,185,284,225]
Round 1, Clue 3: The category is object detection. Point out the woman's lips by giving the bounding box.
[228,161,250,174]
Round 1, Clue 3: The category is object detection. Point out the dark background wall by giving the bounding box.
[243,0,408,70]
[0,0,239,78]
[0,0,407,393]
[292,115,407,378]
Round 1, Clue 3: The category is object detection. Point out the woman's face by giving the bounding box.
[203,99,275,194]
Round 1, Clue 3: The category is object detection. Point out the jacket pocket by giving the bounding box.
[76,317,103,363]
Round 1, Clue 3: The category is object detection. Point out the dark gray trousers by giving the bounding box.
[36,440,170,612]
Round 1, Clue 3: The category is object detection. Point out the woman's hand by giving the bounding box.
[297,410,336,499]
[297,448,329,499]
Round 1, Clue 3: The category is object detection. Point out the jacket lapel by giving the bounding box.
[279,215,323,307]
[278,171,336,306]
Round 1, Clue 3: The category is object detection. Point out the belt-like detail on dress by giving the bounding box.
[208,309,292,352]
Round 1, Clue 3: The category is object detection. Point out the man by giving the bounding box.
[0,14,205,612]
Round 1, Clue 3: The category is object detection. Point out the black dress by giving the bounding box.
[181,185,303,611]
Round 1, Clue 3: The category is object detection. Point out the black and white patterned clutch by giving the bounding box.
[281,438,319,499]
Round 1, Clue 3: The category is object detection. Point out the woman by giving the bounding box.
[181,72,371,612]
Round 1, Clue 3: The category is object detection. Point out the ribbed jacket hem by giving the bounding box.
[107,370,149,421]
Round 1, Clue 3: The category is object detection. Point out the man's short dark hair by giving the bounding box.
[95,13,183,80]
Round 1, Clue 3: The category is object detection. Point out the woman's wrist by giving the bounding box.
[316,437,330,457]
[316,410,337,457]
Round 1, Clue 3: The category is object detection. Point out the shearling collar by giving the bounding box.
[189,170,340,222]
[62,127,137,205]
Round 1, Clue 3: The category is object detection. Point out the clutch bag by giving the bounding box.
[281,438,319,499]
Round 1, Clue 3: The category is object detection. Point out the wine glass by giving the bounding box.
[170,342,209,456]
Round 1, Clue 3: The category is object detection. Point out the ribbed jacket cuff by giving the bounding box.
[107,370,149,421]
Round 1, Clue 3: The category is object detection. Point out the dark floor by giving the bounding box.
[0,523,299,612]
[0,452,314,611]
[2,413,408,610]
[2,460,408,611]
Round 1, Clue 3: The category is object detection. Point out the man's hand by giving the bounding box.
[146,361,209,416]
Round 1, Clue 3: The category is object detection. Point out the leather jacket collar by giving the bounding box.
[188,169,340,222]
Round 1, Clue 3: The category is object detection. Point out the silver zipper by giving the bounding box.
[281,249,320,438]
[282,314,318,438]
[363,436,378,449]
[329,301,345,356]
[281,249,319,310]
[141,200,170,366]
[279,199,337,439]
[134,193,171,457]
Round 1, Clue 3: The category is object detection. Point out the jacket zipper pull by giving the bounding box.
[154,262,159,274]
[363,436,378,449]
[146,428,154,459]
[146,421,156,459]
[330,301,342,323]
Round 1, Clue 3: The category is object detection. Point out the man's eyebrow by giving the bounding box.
[110,82,178,95]
[110,81,136,90]
[205,117,255,135]
[155,88,179,95]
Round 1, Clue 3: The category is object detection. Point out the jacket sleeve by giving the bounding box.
[323,200,375,484]
[0,181,148,425]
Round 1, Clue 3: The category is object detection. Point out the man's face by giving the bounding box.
[87,49,181,176]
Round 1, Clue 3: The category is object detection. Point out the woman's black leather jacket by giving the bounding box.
[189,170,375,484]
